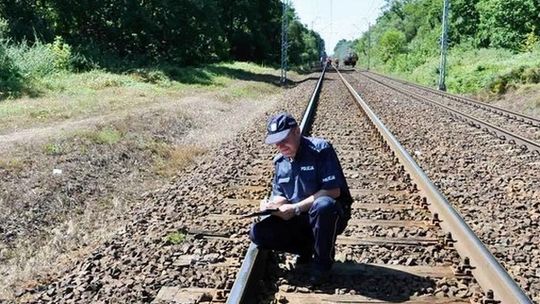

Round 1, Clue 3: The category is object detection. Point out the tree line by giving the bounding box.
[352,0,540,72]
[0,0,323,68]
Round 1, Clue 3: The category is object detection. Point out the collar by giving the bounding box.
[288,136,308,163]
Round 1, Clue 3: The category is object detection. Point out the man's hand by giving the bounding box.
[260,197,287,211]
[275,204,296,220]
[259,198,269,211]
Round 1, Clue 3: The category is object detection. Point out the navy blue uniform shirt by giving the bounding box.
[271,136,352,204]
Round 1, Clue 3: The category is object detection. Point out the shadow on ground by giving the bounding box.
[1,63,326,101]
[263,261,437,303]
[163,65,324,88]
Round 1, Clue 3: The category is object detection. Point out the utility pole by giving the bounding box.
[367,22,371,71]
[280,0,289,85]
[438,0,449,91]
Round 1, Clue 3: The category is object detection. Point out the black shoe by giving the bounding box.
[308,268,330,286]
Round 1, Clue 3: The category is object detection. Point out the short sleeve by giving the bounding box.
[319,144,344,190]
[271,164,285,197]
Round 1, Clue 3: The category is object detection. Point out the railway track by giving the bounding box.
[17,67,535,304]
[226,67,533,303]
[358,71,540,153]
[342,70,540,303]
[365,71,540,128]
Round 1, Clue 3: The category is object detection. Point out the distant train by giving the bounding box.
[343,52,358,67]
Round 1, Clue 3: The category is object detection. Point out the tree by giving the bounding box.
[449,0,480,46]
[378,29,406,62]
[475,0,538,49]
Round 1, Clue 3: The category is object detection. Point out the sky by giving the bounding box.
[289,0,387,55]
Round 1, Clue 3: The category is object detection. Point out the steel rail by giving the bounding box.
[335,67,533,304]
[360,71,540,153]
[366,70,540,127]
[226,65,327,304]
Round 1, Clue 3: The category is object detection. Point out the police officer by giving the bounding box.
[249,112,353,285]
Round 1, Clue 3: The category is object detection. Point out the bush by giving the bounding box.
[6,40,57,78]
[521,67,540,84]
[69,51,99,72]
[485,65,540,95]
[6,36,74,80]
[128,69,169,84]
[378,29,407,63]
[0,40,23,98]
[47,36,72,70]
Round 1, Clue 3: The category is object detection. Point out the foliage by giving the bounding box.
[378,29,407,63]
[0,0,320,99]
[0,0,319,68]
[352,0,540,96]
[394,46,540,95]
[47,36,71,70]
[0,40,23,98]
[1,36,74,98]
[285,6,324,66]
[6,40,57,78]
[0,17,8,39]
[475,0,538,49]
[522,27,539,53]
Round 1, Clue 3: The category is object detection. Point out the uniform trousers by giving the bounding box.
[249,196,346,271]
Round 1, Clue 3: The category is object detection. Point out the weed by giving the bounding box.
[128,68,170,85]
[43,143,64,155]
[83,127,122,145]
[164,231,186,245]
[29,108,51,120]
[0,158,24,172]
[148,140,170,158]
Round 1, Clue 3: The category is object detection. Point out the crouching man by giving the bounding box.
[249,112,353,285]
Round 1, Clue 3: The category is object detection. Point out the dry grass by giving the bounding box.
[153,144,207,177]
[0,157,25,173]
[0,195,130,300]
[485,82,540,118]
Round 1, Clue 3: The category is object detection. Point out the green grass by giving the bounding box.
[0,61,281,131]
[88,127,123,145]
[43,143,64,155]
[381,45,540,96]
[228,82,276,99]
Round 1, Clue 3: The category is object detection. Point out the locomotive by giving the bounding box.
[343,52,358,67]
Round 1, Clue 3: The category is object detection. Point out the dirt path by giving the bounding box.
[0,91,241,154]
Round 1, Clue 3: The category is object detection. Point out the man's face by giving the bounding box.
[275,127,300,158]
